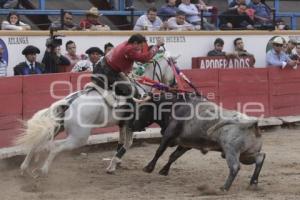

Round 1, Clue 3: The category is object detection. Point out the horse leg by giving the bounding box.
[116,125,127,160]
[37,126,90,177]
[159,146,190,176]
[106,126,133,174]
[20,145,38,175]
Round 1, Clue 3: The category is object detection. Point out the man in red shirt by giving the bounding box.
[92,33,164,96]
[92,33,164,135]
[92,34,164,160]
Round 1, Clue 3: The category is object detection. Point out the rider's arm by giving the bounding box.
[127,44,160,63]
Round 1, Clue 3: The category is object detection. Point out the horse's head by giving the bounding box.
[132,50,176,93]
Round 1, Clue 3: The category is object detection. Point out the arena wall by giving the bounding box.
[1,31,300,76]
[1,68,300,148]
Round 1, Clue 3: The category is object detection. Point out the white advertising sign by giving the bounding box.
[0,31,299,76]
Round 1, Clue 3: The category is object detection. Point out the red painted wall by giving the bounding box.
[0,68,300,148]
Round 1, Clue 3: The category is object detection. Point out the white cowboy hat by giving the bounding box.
[86,7,102,16]
[272,37,284,45]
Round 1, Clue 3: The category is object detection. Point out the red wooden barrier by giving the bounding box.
[269,68,300,116]
[218,68,269,117]
[22,73,71,120]
[1,69,300,148]
[182,69,219,102]
[0,76,23,148]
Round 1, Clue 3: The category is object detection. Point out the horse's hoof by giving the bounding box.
[219,186,228,192]
[143,165,154,173]
[250,180,258,185]
[115,158,122,168]
[158,169,169,176]
[106,168,116,174]
[20,169,26,176]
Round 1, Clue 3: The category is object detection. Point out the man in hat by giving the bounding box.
[79,7,110,31]
[14,45,45,75]
[266,37,298,68]
[0,44,8,77]
[72,47,103,72]
[284,39,297,57]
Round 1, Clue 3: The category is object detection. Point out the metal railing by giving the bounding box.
[273,0,299,30]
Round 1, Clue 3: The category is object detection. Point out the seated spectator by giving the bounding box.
[207,38,237,57]
[80,7,110,31]
[219,3,254,30]
[290,43,300,61]
[158,0,179,21]
[0,44,8,77]
[42,42,70,73]
[266,37,297,68]
[134,7,164,31]
[14,45,45,76]
[0,0,19,8]
[51,11,80,30]
[110,0,133,10]
[104,42,114,55]
[275,18,289,30]
[166,10,195,31]
[228,0,249,9]
[284,39,297,57]
[72,47,103,72]
[192,0,218,25]
[178,0,215,30]
[64,40,86,68]
[233,37,254,57]
[1,11,31,30]
[249,0,272,25]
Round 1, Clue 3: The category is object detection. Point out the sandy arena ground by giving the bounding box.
[1,127,300,200]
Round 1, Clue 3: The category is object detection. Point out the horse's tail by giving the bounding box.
[14,99,69,151]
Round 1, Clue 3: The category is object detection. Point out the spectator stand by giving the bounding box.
[274,0,300,30]
[0,0,144,30]
[0,0,216,30]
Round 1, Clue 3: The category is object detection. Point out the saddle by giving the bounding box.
[84,82,127,108]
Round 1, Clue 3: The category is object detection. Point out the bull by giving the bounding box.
[133,92,265,191]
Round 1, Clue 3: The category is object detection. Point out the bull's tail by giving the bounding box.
[207,120,260,137]
[14,99,69,152]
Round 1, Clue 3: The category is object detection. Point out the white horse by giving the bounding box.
[15,51,175,176]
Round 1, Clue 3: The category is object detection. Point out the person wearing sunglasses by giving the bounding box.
[266,37,298,69]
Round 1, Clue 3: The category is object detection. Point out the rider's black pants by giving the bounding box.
[92,58,136,130]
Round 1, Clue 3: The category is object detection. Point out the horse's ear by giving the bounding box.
[172,54,181,61]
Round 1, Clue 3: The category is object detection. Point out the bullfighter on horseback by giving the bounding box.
[91,33,164,158]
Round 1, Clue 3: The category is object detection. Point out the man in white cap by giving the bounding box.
[79,7,110,31]
[0,44,8,77]
[266,37,298,68]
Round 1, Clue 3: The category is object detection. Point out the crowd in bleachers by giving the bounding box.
[0,0,290,31]
[0,0,297,77]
